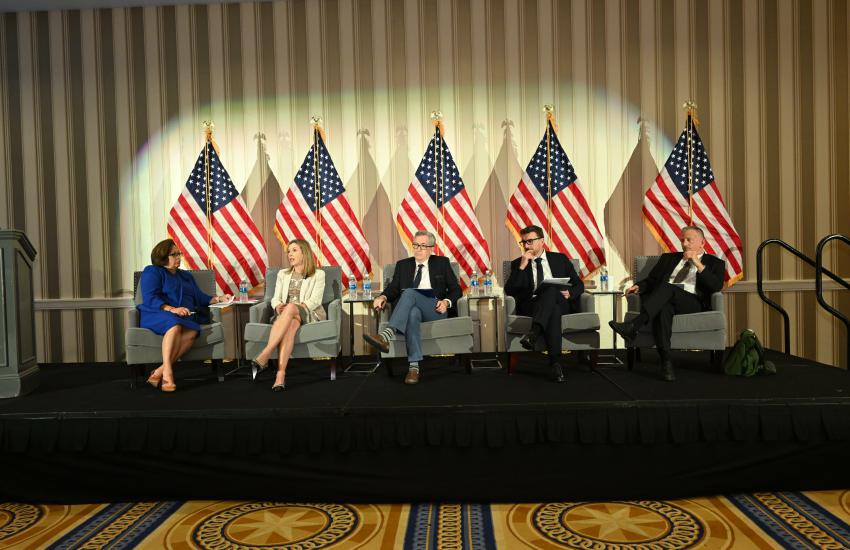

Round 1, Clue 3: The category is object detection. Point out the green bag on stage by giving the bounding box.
[723,329,777,376]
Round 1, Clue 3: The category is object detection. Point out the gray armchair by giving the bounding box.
[624,255,726,369]
[502,260,600,374]
[378,263,474,376]
[243,266,343,380]
[125,269,225,389]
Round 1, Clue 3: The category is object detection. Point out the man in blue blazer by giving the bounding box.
[610,225,725,381]
[504,225,584,383]
[363,230,462,384]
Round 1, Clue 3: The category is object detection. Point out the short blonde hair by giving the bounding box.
[288,239,317,278]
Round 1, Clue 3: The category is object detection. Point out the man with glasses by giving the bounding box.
[363,230,462,384]
[504,225,584,383]
[609,225,725,381]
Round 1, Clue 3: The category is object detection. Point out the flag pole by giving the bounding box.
[544,105,554,243]
[311,116,323,266]
[202,120,214,267]
[430,110,445,253]
[683,100,699,225]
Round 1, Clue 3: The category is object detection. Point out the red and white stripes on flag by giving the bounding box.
[506,120,605,278]
[274,128,371,280]
[643,116,744,285]
[167,140,268,294]
[395,123,492,287]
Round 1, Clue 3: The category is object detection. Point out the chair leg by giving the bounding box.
[635,348,642,362]
[508,353,519,375]
[128,364,139,390]
[589,350,598,371]
[465,355,472,375]
[330,357,337,381]
[216,360,224,382]
[627,348,636,371]
[385,358,394,377]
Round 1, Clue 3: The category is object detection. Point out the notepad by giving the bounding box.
[539,277,572,289]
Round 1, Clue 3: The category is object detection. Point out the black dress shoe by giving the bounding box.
[552,363,565,383]
[660,360,676,382]
[519,332,538,351]
[609,320,638,342]
[251,360,269,380]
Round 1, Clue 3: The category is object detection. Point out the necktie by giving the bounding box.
[413,264,423,288]
[534,257,544,291]
[672,260,693,284]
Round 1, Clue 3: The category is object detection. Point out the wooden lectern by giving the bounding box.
[0,230,39,397]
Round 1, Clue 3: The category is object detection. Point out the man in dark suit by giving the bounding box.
[610,225,725,381]
[363,230,462,384]
[504,225,584,383]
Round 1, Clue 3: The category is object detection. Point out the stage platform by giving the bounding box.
[2,350,850,503]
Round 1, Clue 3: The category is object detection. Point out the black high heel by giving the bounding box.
[251,360,268,380]
[272,372,286,391]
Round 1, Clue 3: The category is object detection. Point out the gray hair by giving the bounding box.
[413,230,436,247]
[680,225,705,239]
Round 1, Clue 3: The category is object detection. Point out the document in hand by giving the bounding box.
[539,277,572,289]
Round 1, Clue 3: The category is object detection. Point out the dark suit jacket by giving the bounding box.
[637,251,725,310]
[504,251,584,311]
[381,255,463,318]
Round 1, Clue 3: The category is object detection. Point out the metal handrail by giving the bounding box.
[756,238,849,355]
[815,234,850,369]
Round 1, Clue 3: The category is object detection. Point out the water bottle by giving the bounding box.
[239,279,249,302]
[363,273,372,299]
[600,268,609,292]
[470,270,479,296]
[483,270,493,296]
[348,274,357,298]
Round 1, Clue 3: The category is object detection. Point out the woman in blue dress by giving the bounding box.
[137,239,232,392]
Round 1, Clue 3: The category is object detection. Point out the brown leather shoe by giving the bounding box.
[363,332,390,353]
[404,369,420,385]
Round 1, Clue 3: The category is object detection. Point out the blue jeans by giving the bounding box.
[388,289,448,363]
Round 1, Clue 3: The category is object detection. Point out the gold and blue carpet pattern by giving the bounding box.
[4,491,850,548]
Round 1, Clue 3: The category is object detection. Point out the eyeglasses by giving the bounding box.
[412,243,434,250]
[518,237,543,246]
[168,252,183,257]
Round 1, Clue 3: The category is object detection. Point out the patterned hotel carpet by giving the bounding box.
[4,491,850,549]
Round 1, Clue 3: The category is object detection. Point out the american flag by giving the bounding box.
[643,116,744,285]
[396,123,491,287]
[506,120,605,278]
[274,129,371,280]
[167,141,268,294]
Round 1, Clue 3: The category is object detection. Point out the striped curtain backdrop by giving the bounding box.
[0,0,848,367]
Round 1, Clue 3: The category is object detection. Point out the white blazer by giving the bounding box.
[271,268,326,313]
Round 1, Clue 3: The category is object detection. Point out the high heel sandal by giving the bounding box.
[160,378,176,392]
[147,368,163,389]
[272,373,286,392]
[251,359,269,380]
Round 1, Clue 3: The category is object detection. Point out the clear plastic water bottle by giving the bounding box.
[363,273,372,299]
[348,274,357,298]
[470,270,479,296]
[600,268,609,292]
[483,270,493,295]
[239,279,249,302]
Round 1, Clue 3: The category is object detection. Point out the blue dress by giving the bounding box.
[137,265,212,335]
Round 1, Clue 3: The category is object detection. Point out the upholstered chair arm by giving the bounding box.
[504,295,516,317]
[127,308,139,328]
[250,301,272,324]
[210,307,222,323]
[711,292,725,313]
[457,296,470,317]
[580,293,595,313]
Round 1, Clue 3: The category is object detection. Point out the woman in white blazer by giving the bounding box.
[251,239,326,391]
